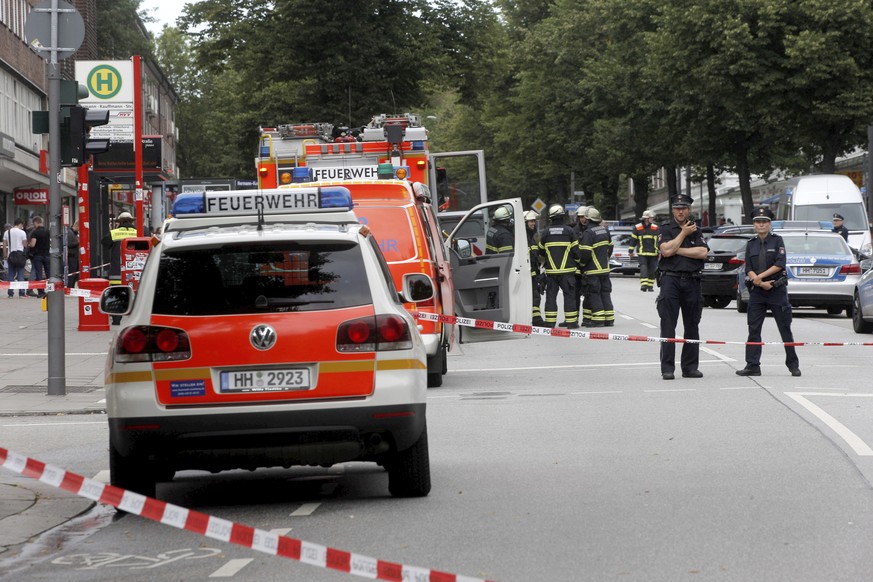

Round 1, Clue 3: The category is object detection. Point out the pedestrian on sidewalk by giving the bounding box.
[67,221,80,288]
[27,216,50,298]
[3,219,28,297]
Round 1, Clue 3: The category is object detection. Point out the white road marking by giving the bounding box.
[644,388,697,393]
[209,558,253,578]
[785,392,873,456]
[640,322,658,329]
[701,346,735,361]
[569,390,623,395]
[271,528,292,536]
[290,502,321,517]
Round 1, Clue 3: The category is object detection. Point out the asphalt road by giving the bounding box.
[3,275,873,581]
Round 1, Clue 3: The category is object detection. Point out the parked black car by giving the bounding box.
[700,233,754,308]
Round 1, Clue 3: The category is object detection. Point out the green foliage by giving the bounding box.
[95,0,154,60]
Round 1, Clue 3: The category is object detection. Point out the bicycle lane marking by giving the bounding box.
[0,447,494,582]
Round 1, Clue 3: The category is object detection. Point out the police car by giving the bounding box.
[100,187,434,498]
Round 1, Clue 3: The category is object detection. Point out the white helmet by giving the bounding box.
[493,206,512,222]
[576,206,590,220]
[548,204,565,218]
[586,207,602,222]
[523,210,539,221]
[641,210,655,220]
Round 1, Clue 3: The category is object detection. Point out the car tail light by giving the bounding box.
[337,315,412,352]
[116,326,191,363]
[728,256,744,265]
[840,263,861,275]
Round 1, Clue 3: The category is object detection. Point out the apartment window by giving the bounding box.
[0,69,44,151]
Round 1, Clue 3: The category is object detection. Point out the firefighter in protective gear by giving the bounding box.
[631,209,660,292]
[538,204,580,328]
[486,206,515,254]
[101,212,137,325]
[572,206,590,309]
[578,207,615,326]
[524,210,544,326]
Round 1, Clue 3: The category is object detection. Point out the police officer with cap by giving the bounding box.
[656,194,709,380]
[736,206,800,377]
[832,213,849,241]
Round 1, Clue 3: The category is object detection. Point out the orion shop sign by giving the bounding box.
[14,188,49,205]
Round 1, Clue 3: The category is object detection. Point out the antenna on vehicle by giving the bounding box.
[257,207,265,231]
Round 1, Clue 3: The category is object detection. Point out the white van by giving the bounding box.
[775,174,872,257]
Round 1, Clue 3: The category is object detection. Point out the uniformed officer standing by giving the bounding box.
[736,207,800,377]
[538,204,580,328]
[656,195,709,380]
[524,210,544,326]
[578,207,615,326]
[631,209,660,292]
[832,213,849,241]
[485,206,515,254]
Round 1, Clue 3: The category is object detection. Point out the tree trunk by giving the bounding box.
[736,146,754,223]
[819,134,838,174]
[632,174,649,220]
[666,165,678,200]
[707,164,717,227]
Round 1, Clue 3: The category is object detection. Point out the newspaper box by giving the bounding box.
[121,237,152,290]
[78,278,110,331]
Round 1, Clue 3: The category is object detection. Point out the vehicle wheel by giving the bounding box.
[109,441,157,499]
[440,345,448,375]
[427,349,445,387]
[736,294,748,314]
[710,296,732,309]
[386,424,431,498]
[827,306,842,315]
[853,292,873,333]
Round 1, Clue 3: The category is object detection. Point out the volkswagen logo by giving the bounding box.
[250,324,277,351]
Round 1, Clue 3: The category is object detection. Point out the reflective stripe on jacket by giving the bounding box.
[538,224,580,274]
[631,223,660,256]
[579,224,613,275]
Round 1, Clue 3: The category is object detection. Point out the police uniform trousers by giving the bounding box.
[656,275,703,374]
[582,274,614,325]
[745,286,799,369]
[638,255,658,291]
[544,273,578,325]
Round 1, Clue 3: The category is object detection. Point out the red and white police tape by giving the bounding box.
[0,447,492,582]
[413,311,873,348]
[0,281,98,297]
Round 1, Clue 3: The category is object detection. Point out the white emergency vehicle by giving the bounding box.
[101,187,435,498]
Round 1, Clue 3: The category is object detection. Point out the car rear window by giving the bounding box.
[782,235,849,255]
[153,241,372,315]
[708,237,749,253]
[611,234,634,246]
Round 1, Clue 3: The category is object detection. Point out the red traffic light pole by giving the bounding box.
[134,55,144,236]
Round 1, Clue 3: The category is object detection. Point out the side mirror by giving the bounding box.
[400,273,434,303]
[100,286,134,315]
[454,238,472,259]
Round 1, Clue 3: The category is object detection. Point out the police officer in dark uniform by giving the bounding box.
[656,194,709,380]
[736,207,800,377]
[485,206,515,254]
[572,206,590,312]
[538,204,580,328]
[101,211,138,325]
[524,210,544,326]
[832,213,849,241]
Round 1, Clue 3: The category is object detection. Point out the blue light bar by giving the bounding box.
[172,187,352,217]
[292,167,311,183]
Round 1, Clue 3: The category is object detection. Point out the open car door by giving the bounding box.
[444,198,532,343]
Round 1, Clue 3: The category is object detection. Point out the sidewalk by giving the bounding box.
[0,293,113,558]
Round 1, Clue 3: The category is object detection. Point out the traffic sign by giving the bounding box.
[24,0,84,61]
[532,198,546,213]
